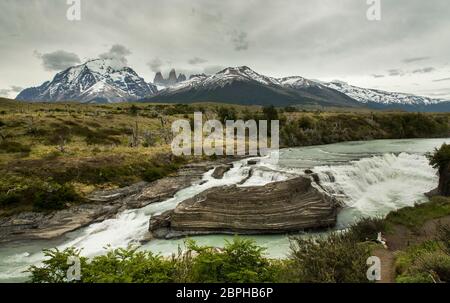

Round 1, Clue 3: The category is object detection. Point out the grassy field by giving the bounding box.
[1,97,450,215]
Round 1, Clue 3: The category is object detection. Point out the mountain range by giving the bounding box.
[16,59,157,103]
[16,58,450,111]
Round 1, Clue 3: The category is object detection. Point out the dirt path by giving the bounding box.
[373,248,395,283]
[374,215,450,283]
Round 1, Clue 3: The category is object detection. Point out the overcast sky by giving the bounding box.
[0,0,449,99]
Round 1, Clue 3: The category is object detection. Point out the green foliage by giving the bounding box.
[285,232,372,283]
[0,175,82,211]
[187,238,277,283]
[216,106,237,123]
[385,196,450,229]
[281,112,449,147]
[395,240,450,283]
[28,238,280,283]
[0,141,31,154]
[33,182,81,210]
[262,105,279,121]
[28,247,87,283]
[348,217,388,242]
[427,143,450,171]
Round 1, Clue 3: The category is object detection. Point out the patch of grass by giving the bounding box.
[0,141,31,154]
[385,196,450,229]
[395,240,450,283]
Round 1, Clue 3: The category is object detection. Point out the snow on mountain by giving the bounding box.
[145,66,361,107]
[277,76,322,89]
[324,81,443,106]
[16,58,157,103]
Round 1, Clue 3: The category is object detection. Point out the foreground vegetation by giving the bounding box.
[1,98,449,215]
[28,196,450,283]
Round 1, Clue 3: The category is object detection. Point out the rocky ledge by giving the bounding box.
[149,176,338,239]
[0,162,216,244]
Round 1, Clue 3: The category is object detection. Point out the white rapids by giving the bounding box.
[0,138,448,282]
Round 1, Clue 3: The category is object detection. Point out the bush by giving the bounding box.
[348,217,388,242]
[285,232,372,283]
[33,182,82,211]
[27,238,280,283]
[0,141,31,153]
[427,143,450,171]
[187,238,277,283]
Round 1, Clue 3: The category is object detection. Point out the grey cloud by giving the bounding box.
[403,57,430,63]
[230,31,249,51]
[35,50,81,71]
[371,74,385,78]
[203,65,226,75]
[0,85,23,97]
[388,69,405,77]
[1,0,450,99]
[148,58,164,72]
[10,85,23,92]
[0,89,10,96]
[188,57,208,65]
[99,44,131,66]
[412,67,435,74]
[433,77,450,82]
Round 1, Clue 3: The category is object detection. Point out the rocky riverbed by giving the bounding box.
[0,162,217,244]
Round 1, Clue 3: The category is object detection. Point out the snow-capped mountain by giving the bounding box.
[324,81,443,106]
[143,66,361,108]
[16,58,157,103]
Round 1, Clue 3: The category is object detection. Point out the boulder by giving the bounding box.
[149,176,337,239]
[211,164,233,179]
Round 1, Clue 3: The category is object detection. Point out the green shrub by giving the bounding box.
[427,143,450,171]
[285,232,372,283]
[141,167,166,182]
[33,182,82,211]
[187,238,277,283]
[348,217,388,242]
[27,238,280,283]
[0,141,31,153]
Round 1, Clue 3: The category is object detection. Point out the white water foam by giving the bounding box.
[313,153,438,227]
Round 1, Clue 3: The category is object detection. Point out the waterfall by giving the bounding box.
[312,153,437,226]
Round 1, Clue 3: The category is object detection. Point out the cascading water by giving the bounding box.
[313,152,438,227]
[0,138,447,282]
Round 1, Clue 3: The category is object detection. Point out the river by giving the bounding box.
[0,138,448,282]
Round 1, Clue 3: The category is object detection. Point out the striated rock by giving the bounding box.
[149,176,337,239]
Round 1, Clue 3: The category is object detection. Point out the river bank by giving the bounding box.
[0,161,225,244]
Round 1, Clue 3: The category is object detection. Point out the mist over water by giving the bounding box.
[0,138,447,282]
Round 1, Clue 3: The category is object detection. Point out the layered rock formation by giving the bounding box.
[149,176,337,239]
